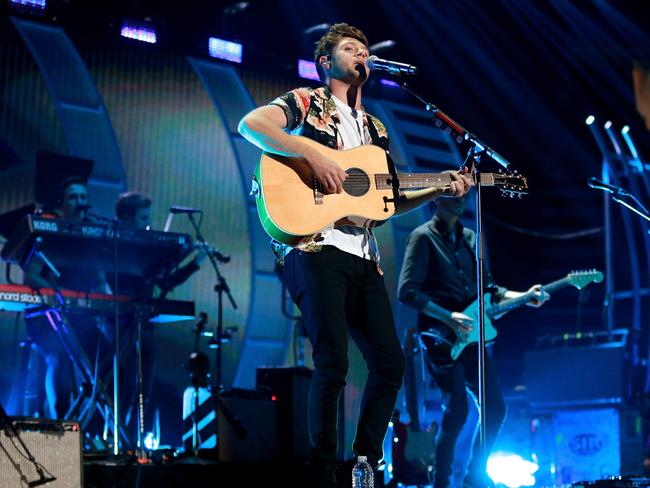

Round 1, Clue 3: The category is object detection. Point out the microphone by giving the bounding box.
[209,248,231,264]
[170,205,202,214]
[195,241,231,263]
[587,177,630,196]
[367,55,418,75]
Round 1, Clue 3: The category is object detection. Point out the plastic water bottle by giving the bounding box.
[352,456,374,488]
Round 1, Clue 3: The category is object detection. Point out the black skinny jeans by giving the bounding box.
[427,344,506,487]
[283,246,405,467]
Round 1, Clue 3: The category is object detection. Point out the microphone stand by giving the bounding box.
[611,194,650,223]
[78,210,133,456]
[184,213,237,390]
[587,182,650,223]
[397,78,512,483]
[184,212,240,461]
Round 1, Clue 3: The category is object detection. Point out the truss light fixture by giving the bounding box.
[120,20,157,44]
[9,0,46,13]
[208,37,243,63]
[298,59,319,81]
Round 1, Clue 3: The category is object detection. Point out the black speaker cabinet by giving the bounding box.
[216,388,278,462]
[0,418,83,488]
[525,344,626,409]
[256,366,312,461]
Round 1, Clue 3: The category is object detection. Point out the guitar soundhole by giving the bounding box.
[343,168,370,197]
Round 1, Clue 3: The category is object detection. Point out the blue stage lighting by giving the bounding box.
[9,0,46,12]
[585,115,595,125]
[208,37,243,63]
[379,79,400,88]
[298,59,319,81]
[120,21,157,44]
[487,451,538,488]
[143,431,158,450]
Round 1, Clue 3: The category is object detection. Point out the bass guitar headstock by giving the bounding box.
[567,269,604,289]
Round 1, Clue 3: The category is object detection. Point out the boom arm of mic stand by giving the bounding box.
[612,195,650,223]
[396,79,510,169]
[187,216,238,310]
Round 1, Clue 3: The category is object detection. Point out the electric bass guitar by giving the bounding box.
[420,269,604,365]
[250,136,527,245]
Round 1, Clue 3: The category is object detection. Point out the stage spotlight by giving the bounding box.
[298,59,319,81]
[585,115,595,125]
[208,37,243,63]
[120,20,157,44]
[487,451,538,488]
[143,431,159,450]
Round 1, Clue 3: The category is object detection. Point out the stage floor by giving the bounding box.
[83,458,377,488]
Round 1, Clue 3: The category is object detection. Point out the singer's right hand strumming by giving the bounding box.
[239,104,352,195]
[304,148,348,194]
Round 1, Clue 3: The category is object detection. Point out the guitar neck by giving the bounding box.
[381,172,499,190]
[488,276,572,317]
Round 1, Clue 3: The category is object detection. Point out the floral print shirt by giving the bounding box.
[268,85,391,263]
[270,85,390,151]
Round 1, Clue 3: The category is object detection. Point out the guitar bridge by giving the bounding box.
[382,196,395,212]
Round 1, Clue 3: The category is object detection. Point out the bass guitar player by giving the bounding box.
[397,194,549,488]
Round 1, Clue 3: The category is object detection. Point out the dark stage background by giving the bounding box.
[0,0,649,464]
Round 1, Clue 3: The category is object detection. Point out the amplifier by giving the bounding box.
[532,408,643,485]
[256,367,311,461]
[217,388,278,462]
[525,344,626,408]
[0,418,83,488]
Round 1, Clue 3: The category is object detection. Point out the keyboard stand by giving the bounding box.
[25,301,134,449]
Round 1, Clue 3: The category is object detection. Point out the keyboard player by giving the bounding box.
[111,191,206,437]
[23,175,111,421]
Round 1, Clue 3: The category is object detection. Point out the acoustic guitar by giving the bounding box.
[251,136,527,245]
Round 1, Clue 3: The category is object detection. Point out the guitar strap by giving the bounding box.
[365,116,400,205]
